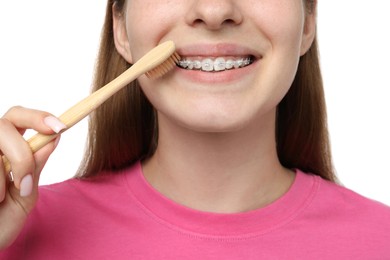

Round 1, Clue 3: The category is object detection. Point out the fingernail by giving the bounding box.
[44,116,67,133]
[54,135,61,148]
[20,174,33,197]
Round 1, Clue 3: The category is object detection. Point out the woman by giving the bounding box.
[1,0,389,258]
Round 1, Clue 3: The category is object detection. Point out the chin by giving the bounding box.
[176,113,253,133]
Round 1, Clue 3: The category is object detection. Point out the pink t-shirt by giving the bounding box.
[1,162,390,259]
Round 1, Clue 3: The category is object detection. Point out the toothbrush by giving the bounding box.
[2,41,180,175]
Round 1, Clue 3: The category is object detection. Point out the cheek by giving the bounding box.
[251,1,305,95]
[124,0,182,61]
[137,76,170,112]
[250,0,305,51]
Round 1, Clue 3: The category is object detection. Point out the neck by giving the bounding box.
[142,110,294,213]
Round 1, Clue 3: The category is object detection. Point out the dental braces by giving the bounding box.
[177,57,253,72]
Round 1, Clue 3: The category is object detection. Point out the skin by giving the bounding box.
[0,0,316,249]
[113,0,316,213]
[0,107,61,249]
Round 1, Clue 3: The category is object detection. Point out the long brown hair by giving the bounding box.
[77,0,336,182]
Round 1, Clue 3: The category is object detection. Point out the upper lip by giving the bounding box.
[176,43,262,59]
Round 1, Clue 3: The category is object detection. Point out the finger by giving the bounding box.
[17,135,60,208]
[0,118,35,190]
[1,106,66,187]
[0,156,6,202]
[31,136,60,198]
[2,106,66,135]
[0,135,61,224]
[34,135,60,178]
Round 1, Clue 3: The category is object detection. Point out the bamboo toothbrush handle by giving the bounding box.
[1,67,139,174]
[1,40,176,175]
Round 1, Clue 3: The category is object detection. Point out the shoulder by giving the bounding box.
[32,164,142,218]
[38,163,140,203]
[315,173,390,215]
[1,163,143,257]
[293,171,390,255]
[37,171,119,206]
[24,164,139,233]
[299,170,390,231]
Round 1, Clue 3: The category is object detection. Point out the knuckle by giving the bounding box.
[13,155,26,167]
[0,117,11,130]
[13,149,34,166]
[10,151,35,176]
[4,105,24,117]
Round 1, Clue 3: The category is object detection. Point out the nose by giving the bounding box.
[186,0,243,30]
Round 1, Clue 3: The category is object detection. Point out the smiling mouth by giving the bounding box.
[177,56,255,72]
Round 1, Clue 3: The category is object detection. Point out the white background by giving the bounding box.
[0,1,389,205]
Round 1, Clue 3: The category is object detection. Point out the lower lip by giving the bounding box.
[174,60,258,84]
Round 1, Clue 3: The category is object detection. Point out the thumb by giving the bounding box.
[31,135,61,192]
[34,135,61,178]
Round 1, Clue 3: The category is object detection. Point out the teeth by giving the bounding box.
[202,59,214,72]
[225,60,234,70]
[178,57,252,72]
[214,57,225,71]
[194,60,202,69]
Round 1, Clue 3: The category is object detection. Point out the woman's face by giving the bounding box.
[114,0,315,132]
